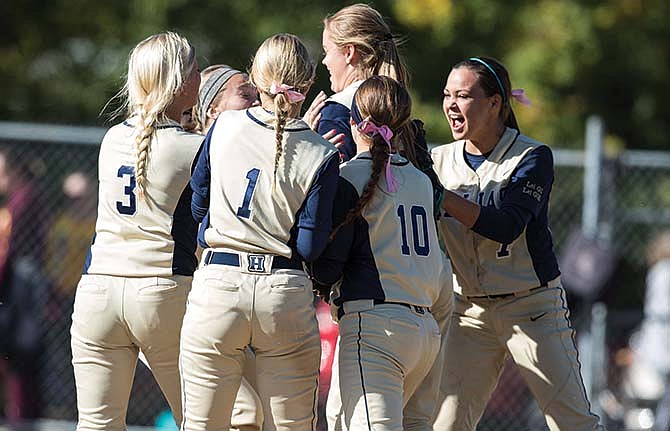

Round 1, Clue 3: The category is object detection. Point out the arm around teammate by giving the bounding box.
[431,56,603,431]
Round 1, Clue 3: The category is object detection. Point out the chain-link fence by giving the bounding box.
[0,120,668,429]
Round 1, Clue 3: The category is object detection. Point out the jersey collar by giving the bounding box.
[353,151,409,166]
[486,127,521,164]
[123,116,183,130]
[246,106,311,131]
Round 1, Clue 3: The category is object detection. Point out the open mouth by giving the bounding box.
[449,113,464,132]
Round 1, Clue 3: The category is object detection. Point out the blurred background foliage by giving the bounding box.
[0,0,667,149]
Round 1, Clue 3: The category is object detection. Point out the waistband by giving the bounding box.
[466,276,561,301]
[337,298,431,320]
[201,250,303,275]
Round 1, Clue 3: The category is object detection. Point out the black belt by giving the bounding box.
[337,299,431,320]
[203,251,302,271]
[467,284,547,300]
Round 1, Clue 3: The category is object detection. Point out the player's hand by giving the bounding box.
[304,91,328,131]
[313,281,332,303]
[322,129,346,149]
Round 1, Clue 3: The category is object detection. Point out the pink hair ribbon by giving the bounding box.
[357,118,399,193]
[269,82,305,103]
[511,89,531,106]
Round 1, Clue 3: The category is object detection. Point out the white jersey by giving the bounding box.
[202,107,338,257]
[432,127,559,296]
[85,119,203,277]
[333,152,444,307]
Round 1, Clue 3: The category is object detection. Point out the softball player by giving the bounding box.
[70,32,202,430]
[179,33,339,431]
[309,76,448,431]
[193,63,265,431]
[303,4,408,162]
[432,56,603,431]
[196,64,259,133]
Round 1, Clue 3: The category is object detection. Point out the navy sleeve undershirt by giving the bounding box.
[308,177,359,285]
[317,102,355,162]
[295,153,341,262]
[472,146,554,244]
[190,123,216,222]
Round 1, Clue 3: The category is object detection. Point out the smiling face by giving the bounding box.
[210,73,258,113]
[322,27,355,93]
[442,66,501,144]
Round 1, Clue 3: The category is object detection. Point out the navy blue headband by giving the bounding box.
[469,57,506,103]
[350,96,364,125]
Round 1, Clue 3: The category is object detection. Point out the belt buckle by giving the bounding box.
[247,254,266,272]
[242,252,272,275]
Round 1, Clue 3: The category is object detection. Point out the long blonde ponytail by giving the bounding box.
[116,31,197,198]
[250,33,315,185]
[324,4,409,86]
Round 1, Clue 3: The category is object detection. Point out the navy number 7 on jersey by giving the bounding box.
[116,165,136,215]
[237,168,260,219]
[397,204,430,256]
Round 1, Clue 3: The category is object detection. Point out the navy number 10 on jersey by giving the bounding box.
[397,204,430,256]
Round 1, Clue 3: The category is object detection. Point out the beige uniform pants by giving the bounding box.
[179,263,321,431]
[403,262,454,431]
[326,301,441,431]
[71,274,191,431]
[434,283,603,431]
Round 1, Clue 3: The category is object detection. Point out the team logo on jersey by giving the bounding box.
[247,255,266,272]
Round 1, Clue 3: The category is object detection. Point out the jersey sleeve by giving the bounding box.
[295,153,340,262]
[317,102,355,162]
[190,124,215,222]
[307,177,359,285]
[472,146,554,243]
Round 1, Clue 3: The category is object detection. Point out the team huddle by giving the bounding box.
[71,4,604,431]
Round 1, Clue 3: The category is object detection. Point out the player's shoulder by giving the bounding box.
[515,131,549,151]
[321,101,351,124]
[217,108,247,123]
[338,152,387,189]
[509,131,553,162]
[157,122,203,149]
[102,121,134,140]
[303,129,337,152]
[431,139,464,164]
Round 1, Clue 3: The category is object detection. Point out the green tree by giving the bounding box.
[0,0,667,150]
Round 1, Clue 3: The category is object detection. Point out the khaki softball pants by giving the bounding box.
[403,261,454,431]
[179,263,321,431]
[434,282,604,431]
[71,274,191,431]
[326,301,441,431]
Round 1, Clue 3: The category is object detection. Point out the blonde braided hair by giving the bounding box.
[250,33,315,186]
[113,31,197,198]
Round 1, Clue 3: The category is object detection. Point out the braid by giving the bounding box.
[273,93,289,187]
[330,139,388,239]
[134,107,159,198]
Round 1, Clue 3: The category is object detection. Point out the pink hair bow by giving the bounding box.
[511,89,531,106]
[358,119,399,193]
[269,82,305,103]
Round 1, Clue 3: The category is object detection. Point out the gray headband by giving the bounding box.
[198,66,243,122]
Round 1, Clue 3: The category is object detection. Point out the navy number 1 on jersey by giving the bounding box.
[237,168,260,219]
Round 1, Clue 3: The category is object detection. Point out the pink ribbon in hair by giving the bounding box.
[269,82,305,103]
[358,119,399,193]
[511,89,531,106]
